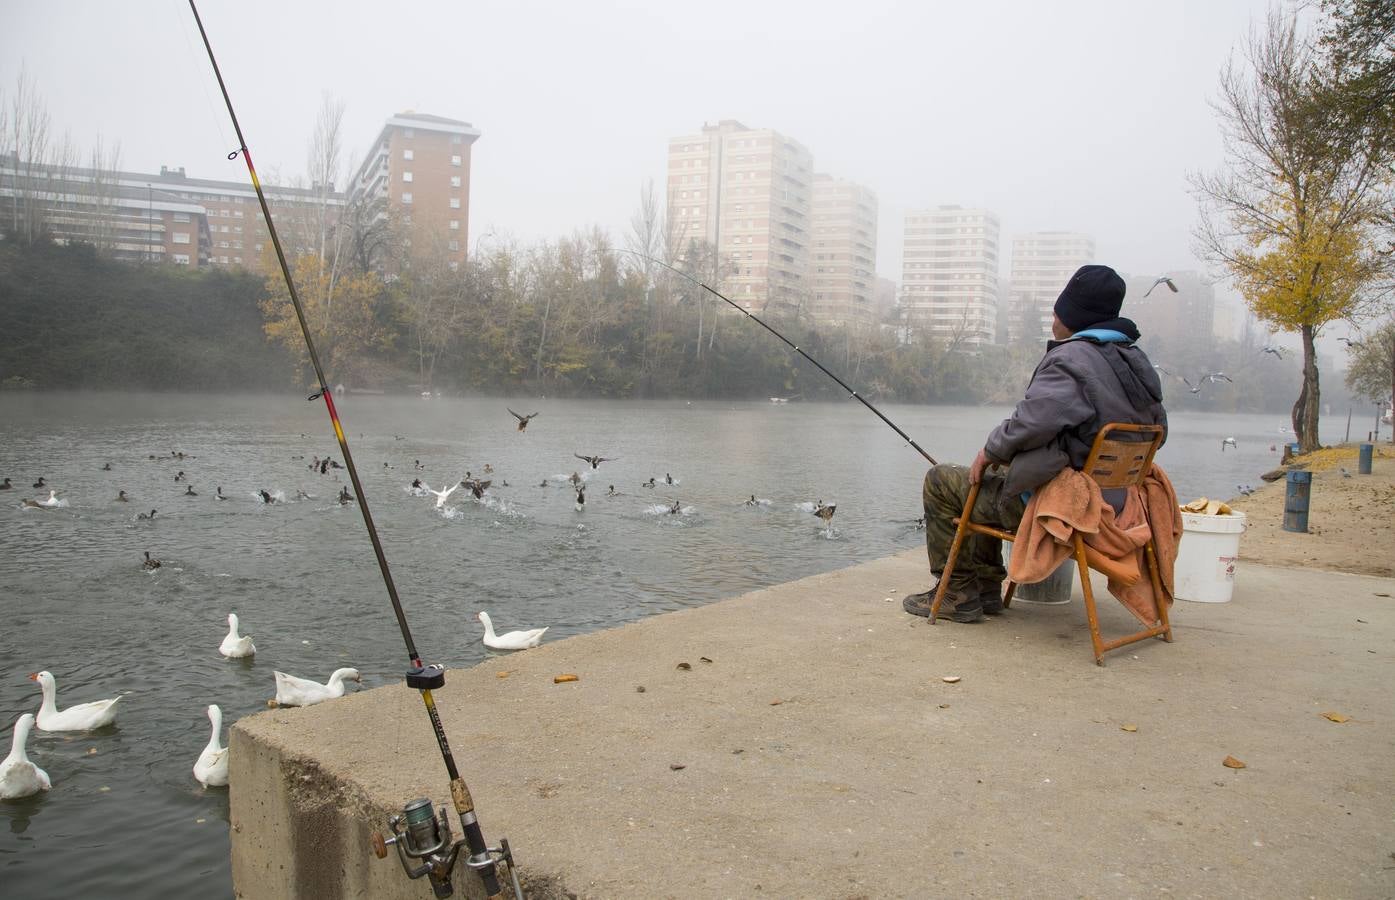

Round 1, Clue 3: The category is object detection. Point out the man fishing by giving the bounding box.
[903,265,1167,623]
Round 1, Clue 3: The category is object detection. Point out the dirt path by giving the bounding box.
[1223,443,1395,577]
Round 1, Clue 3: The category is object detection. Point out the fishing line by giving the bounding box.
[185,4,514,896]
[609,248,938,465]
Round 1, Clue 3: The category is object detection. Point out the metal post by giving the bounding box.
[1358,443,1373,475]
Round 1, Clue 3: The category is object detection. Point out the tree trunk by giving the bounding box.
[1294,323,1321,452]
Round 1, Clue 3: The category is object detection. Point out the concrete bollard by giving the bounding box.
[1358,443,1373,475]
[1284,470,1311,533]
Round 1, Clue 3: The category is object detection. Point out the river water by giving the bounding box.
[0,392,1328,897]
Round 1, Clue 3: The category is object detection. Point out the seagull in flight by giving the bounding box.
[574,453,618,470]
[1178,372,1233,394]
[1221,437,1238,451]
[1338,337,1360,347]
[1261,345,1286,360]
[1143,276,1179,298]
[425,482,459,509]
[508,409,539,432]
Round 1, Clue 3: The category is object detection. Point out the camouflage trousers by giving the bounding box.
[922,463,1027,592]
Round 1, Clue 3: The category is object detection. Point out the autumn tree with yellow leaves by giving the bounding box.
[260,252,396,388]
[1193,11,1391,451]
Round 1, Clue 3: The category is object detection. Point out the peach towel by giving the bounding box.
[1006,464,1183,624]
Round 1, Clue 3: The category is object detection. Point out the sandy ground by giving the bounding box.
[1222,443,1395,578]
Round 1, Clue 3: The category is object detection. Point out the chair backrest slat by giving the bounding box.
[1082,423,1165,489]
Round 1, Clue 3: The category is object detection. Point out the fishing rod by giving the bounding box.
[610,249,938,465]
[186,4,519,897]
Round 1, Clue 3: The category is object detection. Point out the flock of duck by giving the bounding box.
[2,410,844,802]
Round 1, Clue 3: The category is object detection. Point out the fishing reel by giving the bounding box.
[371,798,522,899]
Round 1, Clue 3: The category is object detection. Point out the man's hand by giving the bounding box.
[969,447,993,485]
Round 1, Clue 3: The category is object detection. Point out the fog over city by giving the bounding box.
[4,0,1282,317]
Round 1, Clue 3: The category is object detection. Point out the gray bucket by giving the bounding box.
[1005,545,1074,604]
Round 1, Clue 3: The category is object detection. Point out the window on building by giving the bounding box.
[403,149,414,160]
[449,220,459,230]
[450,134,462,144]
[403,172,413,183]
[173,254,190,265]
[451,155,462,167]
[402,192,413,204]
[449,198,461,209]
[173,212,191,223]
[403,128,416,138]
[448,240,460,251]
[173,232,191,245]
[450,176,461,188]
[234,257,242,264]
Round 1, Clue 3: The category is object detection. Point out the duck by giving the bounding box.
[0,714,51,800]
[574,485,586,511]
[32,477,46,489]
[215,486,227,501]
[272,668,361,707]
[574,453,617,470]
[337,487,354,505]
[483,463,494,474]
[477,611,548,650]
[39,490,61,508]
[426,482,459,509]
[568,471,583,486]
[115,490,129,502]
[101,462,112,471]
[259,490,274,504]
[813,501,837,525]
[174,471,186,482]
[219,613,255,658]
[29,671,121,731]
[508,408,539,432]
[192,705,229,788]
[461,478,491,499]
[1221,437,1238,452]
[643,478,656,489]
[0,477,11,490]
[20,498,44,510]
[137,509,157,520]
[142,551,161,570]
[184,485,198,497]
[668,499,682,515]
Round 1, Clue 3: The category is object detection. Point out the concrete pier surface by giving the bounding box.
[231,550,1395,899]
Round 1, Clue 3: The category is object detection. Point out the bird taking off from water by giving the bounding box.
[1221,437,1238,451]
[812,501,836,525]
[575,453,618,470]
[508,408,539,432]
[425,482,459,509]
[1143,276,1178,298]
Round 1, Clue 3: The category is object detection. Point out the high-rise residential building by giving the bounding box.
[900,206,1000,348]
[810,174,877,329]
[1123,269,1216,350]
[1007,231,1095,344]
[349,112,481,270]
[666,120,814,315]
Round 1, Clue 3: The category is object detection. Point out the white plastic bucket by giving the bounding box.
[1175,511,1247,603]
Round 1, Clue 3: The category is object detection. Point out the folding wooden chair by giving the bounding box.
[929,423,1173,665]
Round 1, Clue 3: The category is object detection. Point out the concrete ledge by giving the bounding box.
[231,552,1395,898]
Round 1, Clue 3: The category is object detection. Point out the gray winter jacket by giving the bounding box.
[984,335,1167,498]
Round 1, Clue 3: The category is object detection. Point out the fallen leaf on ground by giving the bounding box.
[769,698,783,706]
[938,704,950,709]
[553,674,579,684]
[676,662,691,671]
[496,671,510,679]
[1321,712,1351,723]
[635,685,646,693]
[699,656,713,663]
[942,676,961,684]
[669,763,686,771]
[1121,724,1139,732]
[1222,755,1246,769]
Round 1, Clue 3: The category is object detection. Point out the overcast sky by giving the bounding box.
[5,0,1285,311]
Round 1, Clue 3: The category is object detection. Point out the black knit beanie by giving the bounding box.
[1053,265,1126,332]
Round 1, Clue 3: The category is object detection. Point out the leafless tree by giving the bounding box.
[4,67,53,245]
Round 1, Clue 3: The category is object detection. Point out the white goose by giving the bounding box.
[0,714,51,800]
[425,482,459,509]
[192,704,229,788]
[478,611,548,651]
[38,490,62,508]
[30,671,121,731]
[273,667,360,707]
[219,613,256,658]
